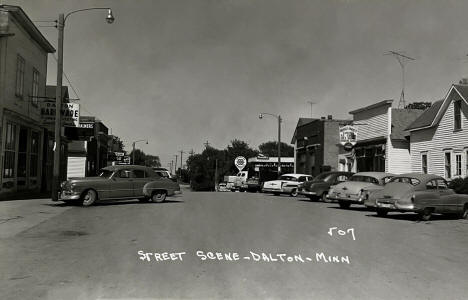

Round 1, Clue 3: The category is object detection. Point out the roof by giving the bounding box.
[405,100,443,131]
[248,157,295,163]
[0,5,55,53]
[349,100,393,115]
[394,173,442,183]
[290,117,352,144]
[353,172,395,179]
[390,109,424,140]
[406,84,468,132]
[102,165,152,171]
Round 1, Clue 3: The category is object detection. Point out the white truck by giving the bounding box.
[224,171,248,191]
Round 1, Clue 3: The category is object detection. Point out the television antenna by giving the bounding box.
[385,50,415,108]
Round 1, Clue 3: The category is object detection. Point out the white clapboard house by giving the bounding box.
[406,83,468,180]
[339,100,423,174]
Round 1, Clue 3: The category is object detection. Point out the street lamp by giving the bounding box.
[52,7,115,201]
[259,112,282,175]
[132,139,148,165]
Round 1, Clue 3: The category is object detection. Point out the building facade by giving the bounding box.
[407,84,468,180]
[340,100,423,174]
[0,5,55,197]
[291,116,351,176]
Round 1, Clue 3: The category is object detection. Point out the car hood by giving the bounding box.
[333,181,377,194]
[67,177,107,183]
[381,182,415,199]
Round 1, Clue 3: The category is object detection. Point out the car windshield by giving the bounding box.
[279,176,297,181]
[98,169,114,179]
[349,175,378,184]
[389,177,421,186]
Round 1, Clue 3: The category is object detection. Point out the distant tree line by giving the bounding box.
[187,139,294,191]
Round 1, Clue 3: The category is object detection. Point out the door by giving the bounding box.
[436,179,457,213]
[132,169,151,198]
[17,127,28,190]
[108,169,134,199]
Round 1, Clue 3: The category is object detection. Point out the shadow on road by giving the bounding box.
[365,212,461,222]
[328,206,371,212]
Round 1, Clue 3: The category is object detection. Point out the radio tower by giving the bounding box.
[385,51,415,109]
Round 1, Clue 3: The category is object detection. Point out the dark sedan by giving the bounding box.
[299,171,354,202]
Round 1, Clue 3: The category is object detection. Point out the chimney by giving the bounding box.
[320,116,326,120]
[459,78,468,85]
[327,115,332,120]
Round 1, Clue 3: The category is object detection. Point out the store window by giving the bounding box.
[32,69,40,107]
[421,153,428,174]
[17,127,28,180]
[15,55,25,98]
[30,131,39,177]
[445,152,451,179]
[3,123,17,178]
[454,100,462,131]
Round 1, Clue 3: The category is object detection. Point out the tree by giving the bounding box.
[405,102,432,110]
[128,149,161,167]
[258,141,294,157]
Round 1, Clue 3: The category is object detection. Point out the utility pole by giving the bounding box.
[189,149,195,156]
[385,50,415,109]
[204,141,210,148]
[174,154,178,176]
[170,160,174,174]
[307,101,315,117]
[214,158,218,191]
[179,149,185,171]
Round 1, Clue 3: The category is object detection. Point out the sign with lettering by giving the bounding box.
[234,156,247,171]
[41,102,80,127]
[339,125,357,148]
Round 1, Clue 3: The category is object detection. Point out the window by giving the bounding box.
[335,175,348,183]
[436,179,448,189]
[15,55,25,98]
[455,153,462,176]
[445,152,451,178]
[3,123,17,178]
[29,131,39,177]
[133,170,146,178]
[389,177,421,186]
[454,100,462,130]
[32,69,39,106]
[382,176,394,184]
[17,128,27,178]
[116,170,131,178]
[426,180,437,190]
[349,175,379,184]
[421,153,428,174]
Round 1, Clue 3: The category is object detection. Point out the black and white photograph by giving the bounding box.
[1,0,468,299]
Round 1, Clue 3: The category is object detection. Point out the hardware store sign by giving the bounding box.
[41,102,79,127]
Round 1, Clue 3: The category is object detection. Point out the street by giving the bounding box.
[1,187,468,300]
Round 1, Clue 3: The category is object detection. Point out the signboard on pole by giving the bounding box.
[40,102,80,127]
[234,156,247,171]
[339,125,357,151]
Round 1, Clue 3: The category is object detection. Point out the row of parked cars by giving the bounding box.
[261,171,468,221]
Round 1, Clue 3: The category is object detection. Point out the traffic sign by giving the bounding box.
[234,156,247,171]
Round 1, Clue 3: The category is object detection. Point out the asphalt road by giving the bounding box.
[1,187,468,300]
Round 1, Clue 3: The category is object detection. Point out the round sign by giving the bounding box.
[234,156,247,171]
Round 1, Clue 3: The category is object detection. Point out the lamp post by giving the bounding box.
[132,139,148,165]
[259,112,282,175]
[52,8,115,201]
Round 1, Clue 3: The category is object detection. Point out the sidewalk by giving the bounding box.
[0,198,72,239]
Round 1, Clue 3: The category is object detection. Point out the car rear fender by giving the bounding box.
[143,181,169,197]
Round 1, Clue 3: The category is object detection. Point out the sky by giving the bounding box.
[10,0,468,168]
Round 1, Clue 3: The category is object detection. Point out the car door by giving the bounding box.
[436,179,457,213]
[132,169,151,198]
[109,169,134,199]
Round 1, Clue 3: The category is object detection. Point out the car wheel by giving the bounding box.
[338,201,350,209]
[81,189,97,206]
[322,193,331,203]
[151,190,167,203]
[420,208,432,221]
[290,189,298,197]
[376,208,388,217]
[462,204,468,219]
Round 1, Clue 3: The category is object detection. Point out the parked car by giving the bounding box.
[217,182,230,192]
[240,177,261,192]
[59,165,181,206]
[262,174,313,197]
[299,171,354,202]
[374,173,468,220]
[327,172,395,209]
[152,167,177,182]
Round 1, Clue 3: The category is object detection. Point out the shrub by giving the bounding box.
[449,177,468,194]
